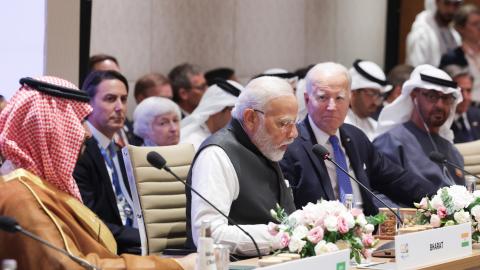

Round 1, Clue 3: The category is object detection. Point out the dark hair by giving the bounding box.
[454,4,480,29]
[294,64,315,80]
[385,64,414,99]
[88,54,119,72]
[134,73,170,102]
[168,63,202,102]
[82,70,129,98]
[204,67,235,86]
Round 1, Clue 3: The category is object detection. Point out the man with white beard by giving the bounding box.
[185,76,297,256]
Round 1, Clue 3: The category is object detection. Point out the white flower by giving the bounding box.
[454,210,471,224]
[292,225,309,240]
[448,185,474,211]
[356,214,368,227]
[324,215,338,232]
[430,194,444,210]
[314,240,339,255]
[340,212,355,229]
[288,210,305,226]
[471,206,480,222]
[364,224,375,234]
[473,190,480,199]
[288,236,306,253]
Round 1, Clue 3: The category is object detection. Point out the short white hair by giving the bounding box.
[231,76,294,121]
[133,96,181,139]
[305,62,351,95]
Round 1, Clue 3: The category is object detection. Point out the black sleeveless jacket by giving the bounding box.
[185,119,295,249]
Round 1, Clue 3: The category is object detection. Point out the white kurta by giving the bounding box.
[190,146,283,256]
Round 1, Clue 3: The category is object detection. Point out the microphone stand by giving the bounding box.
[14,224,100,270]
[323,155,404,225]
[159,164,263,259]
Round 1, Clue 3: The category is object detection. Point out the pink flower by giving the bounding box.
[351,208,363,217]
[314,218,324,227]
[337,216,349,234]
[362,234,374,247]
[267,222,279,236]
[307,226,324,244]
[437,207,447,219]
[280,232,290,248]
[362,247,373,259]
[430,214,441,228]
[419,197,428,210]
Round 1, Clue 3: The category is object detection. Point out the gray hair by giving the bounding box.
[305,62,351,95]
[133,96,181,139]
[231,76,294,121]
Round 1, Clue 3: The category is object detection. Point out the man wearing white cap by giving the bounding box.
[345,60,389,141]
[374,64,465,190]
[180,79,243,150]
[406,0,462,66]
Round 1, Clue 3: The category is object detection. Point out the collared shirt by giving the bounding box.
[308,116,363,208]
[344,109,377,141]
[454,112,472,131]
[86,121,135,226]
[190,145,283,256]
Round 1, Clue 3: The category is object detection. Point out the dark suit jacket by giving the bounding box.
[439,46,468,68]
[280,119,436,215]
[452,107,480,143]
[73,137,140,254]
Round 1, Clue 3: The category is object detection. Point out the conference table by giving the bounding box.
[230,248,480,270]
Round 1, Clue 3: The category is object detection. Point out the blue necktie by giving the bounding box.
[101,142,133,226]
[328,136,353,202]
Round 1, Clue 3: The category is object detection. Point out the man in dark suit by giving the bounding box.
[280,62,436,215]
[443,65,480,143]
[73,70,140,254]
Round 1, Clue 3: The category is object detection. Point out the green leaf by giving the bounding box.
[366,213,387,226]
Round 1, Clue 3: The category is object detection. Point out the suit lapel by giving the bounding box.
[340,126,369,189]
[300,119,336,200]
[85,138,121,220]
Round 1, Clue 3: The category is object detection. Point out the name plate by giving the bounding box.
[257,249,350,270]
[395,222,472,269]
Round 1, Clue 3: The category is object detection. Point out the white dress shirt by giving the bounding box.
[190,145,282,256]
[308,116,363,208]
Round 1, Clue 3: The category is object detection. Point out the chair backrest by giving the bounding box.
[455,140,480,177]
[122,143,195,255]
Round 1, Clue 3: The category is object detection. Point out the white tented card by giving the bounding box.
[257,249,350,270]
[395,222,472,269]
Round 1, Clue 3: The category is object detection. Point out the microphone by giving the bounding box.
[0,216,100,270]
[311,144,404,225]
[429,151,480,180]
[146,151,263,259]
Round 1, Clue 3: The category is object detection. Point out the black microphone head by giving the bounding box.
[312,144,330,160]
[146,151,167,170]
[429,151,446,164]
[0,216,20,233]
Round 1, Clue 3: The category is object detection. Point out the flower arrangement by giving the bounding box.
[415,185,480,242]
[268,200,385,263]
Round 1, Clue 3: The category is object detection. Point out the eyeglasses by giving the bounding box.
[420,90,456,105]
[191,83,208,91]
[254,109,296,132]
[360,89,383,100]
